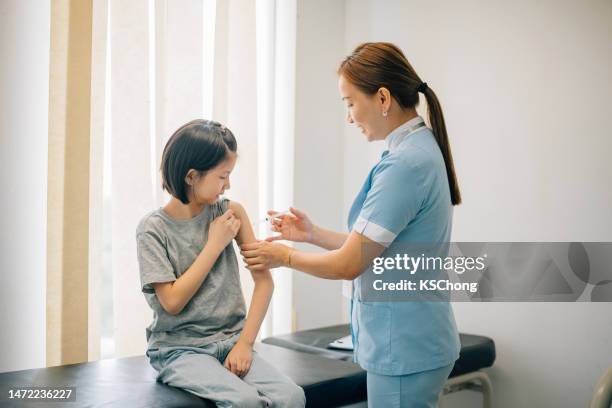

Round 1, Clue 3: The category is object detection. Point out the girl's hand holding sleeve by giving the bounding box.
[207,209,241,251]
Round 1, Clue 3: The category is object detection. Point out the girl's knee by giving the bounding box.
[276,382,306,408]
[221,387,261,408]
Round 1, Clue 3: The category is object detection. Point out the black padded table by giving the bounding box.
[0,342,364,408]
[262,324,496,378]
[0,326,494,408]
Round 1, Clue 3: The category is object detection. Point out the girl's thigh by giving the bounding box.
[242,351,306,408]
[157,350,263,407]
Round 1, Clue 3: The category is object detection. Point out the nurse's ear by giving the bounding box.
[377,87,392,117]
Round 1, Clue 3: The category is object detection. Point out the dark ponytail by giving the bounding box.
[420,86,462,205]
[338,42,462,205]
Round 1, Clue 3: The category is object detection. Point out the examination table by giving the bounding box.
[263,324,496,407]
[0,325,495,407]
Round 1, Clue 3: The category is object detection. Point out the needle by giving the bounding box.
[254,211,291,225]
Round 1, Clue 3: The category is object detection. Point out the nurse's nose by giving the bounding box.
[346,111,354,124]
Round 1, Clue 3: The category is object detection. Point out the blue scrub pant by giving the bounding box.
[146,332,305,407]
[366,363,453,408]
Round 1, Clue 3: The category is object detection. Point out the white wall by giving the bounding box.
[342,0,612,407]
[292,0,347,330]
[0,0,50,372]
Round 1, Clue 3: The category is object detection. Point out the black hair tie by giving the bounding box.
[417,82,428,93]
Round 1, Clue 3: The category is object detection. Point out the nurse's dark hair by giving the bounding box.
[338,42,462,205]
[160,119,237,204]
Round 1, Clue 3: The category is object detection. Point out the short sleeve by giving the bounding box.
[136,231,176,293]
[211,198,230,218]
[353,158,425,247]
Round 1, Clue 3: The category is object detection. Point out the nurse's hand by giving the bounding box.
[266,207,313,243]
[240,241,293,271]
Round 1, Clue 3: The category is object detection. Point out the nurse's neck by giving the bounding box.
[381,107,419,141]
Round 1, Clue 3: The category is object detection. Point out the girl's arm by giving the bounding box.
[223,201,273,377]
[153,209,240,315]
[229,201,273,346]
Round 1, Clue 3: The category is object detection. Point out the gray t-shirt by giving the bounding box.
[136,198,246,350]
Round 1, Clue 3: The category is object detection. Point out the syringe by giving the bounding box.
[254,210,291,225]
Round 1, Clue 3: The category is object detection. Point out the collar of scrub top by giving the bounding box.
[385,115,427,152]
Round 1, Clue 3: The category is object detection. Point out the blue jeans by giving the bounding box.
[146,332,305,408]
[366,363,453,408]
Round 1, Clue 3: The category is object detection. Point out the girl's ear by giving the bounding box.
[184,169,197,185]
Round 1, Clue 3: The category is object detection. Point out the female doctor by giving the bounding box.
[241,42,462,408]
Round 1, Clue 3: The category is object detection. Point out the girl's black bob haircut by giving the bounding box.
[160,119,237,204]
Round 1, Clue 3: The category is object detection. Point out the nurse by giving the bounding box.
[241,42,462,408]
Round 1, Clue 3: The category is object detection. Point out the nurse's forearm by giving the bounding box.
[310,225,348,250]
[289,248,361,280]
[287,231,384,280]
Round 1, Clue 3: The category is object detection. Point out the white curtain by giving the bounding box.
[92,0,297,357]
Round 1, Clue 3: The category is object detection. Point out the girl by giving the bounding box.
[136,119,305,408]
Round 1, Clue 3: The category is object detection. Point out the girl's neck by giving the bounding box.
[163,196,206,220]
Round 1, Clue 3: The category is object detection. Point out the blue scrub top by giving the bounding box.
[347,116,460,376]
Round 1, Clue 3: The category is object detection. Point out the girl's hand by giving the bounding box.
[223,340,253,377]
[208,209,241,252]
[240,241,292,271]
[266,207,313,243]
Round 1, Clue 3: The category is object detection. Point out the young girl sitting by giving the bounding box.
[136,119,305,407]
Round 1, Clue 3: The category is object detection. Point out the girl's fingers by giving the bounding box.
[221,209,235,220]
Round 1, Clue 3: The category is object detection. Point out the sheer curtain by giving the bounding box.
[91,0,297,358]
